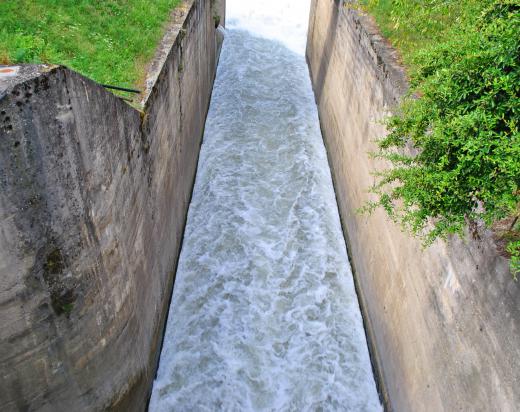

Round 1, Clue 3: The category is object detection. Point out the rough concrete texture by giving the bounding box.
[307,1,520,410]
[0,0,224,410]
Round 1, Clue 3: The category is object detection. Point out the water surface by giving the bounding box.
[149,1,381,410]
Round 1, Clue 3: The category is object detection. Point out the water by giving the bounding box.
[149,1,381,410]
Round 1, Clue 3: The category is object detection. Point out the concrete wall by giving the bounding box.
[307,1,520,410]
[0,0,224,410]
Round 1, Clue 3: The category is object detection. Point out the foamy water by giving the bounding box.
[149,1,381,410]
[225,0,311,55]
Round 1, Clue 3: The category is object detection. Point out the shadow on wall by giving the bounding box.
[308,0,342,103]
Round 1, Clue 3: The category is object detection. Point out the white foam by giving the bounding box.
[226,0,312,56]
[150,2,382,411]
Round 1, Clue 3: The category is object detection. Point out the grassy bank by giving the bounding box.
[360,0,520,276]
[0,0,181,89]
[361,0,490,70]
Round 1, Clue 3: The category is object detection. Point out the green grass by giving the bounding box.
[0,0,181,89]
[360,0,490,70]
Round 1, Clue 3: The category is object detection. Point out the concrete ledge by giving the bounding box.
[0,1,225,410]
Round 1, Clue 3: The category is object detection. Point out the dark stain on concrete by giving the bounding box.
[43,248,76,316]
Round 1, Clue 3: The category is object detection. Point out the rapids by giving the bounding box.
[149,1,381,410]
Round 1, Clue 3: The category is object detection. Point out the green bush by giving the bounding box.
[363,0,520,276]
[508,240,520,279]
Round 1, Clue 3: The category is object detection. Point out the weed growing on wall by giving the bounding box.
[362,0,520,276]
[508,240,520,279]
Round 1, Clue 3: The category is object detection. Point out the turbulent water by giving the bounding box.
[149,1,381,410]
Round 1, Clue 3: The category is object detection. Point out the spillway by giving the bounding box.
[149,0,381,410]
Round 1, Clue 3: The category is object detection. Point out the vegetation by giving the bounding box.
[360,0,520,276]
[360,0,489,69]
[0,0,180,90]
[508,240,520,276]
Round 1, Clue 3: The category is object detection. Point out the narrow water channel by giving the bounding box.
[149,1,381,410]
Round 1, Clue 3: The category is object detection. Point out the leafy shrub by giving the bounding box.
[508,240,520,279]
[365,0,520,276]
